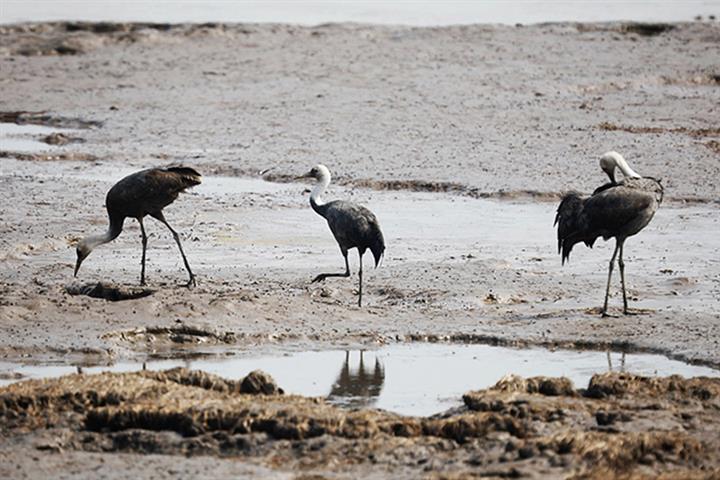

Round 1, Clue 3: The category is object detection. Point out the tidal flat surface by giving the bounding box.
[1,19,719,479]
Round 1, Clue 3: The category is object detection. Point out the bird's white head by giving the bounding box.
[74,232,113,277]
[600,151,641,183]
[302,164,331,183]
[74,239,92,277]
[300,164,332,208]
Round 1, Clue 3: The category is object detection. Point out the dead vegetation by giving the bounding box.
[1,369,719,477]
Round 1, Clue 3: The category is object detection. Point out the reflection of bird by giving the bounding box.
[74,167,201,286]
[300,165,385,307]
[328,351,385,408]
[555,152,663,316]
[606,351,627,372]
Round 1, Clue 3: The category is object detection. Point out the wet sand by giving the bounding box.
[1,20,719,478]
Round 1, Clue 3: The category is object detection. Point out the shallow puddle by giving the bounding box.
[1,343,717,416]
[0,122,76,152]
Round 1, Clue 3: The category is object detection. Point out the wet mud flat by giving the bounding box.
[2,368,720,478]
[1,157,719,368]
[1,18,720,478]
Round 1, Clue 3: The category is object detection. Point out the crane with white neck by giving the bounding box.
[74,166,201,287]
[299,164,385,307]
[555,152,663,316]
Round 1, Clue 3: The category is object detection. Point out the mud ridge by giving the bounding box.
[400,333,720,370]
[0,111,103,129]
[262,171,719,204]
[103,325,237,346]
[2,369,719,477]
[0,150,99,162]
[598,121,720,138]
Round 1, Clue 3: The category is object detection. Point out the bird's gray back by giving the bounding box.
[106,168,200,219]
[584,179,661,240]
[323,200,382,251]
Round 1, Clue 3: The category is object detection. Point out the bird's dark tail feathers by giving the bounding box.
[370,230,385,268]
[554,191,586,265]
[167,167,202,188]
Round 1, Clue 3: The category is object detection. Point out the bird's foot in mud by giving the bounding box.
[311,274,326,283]
[623,307,654,316]
[185,275,197,288]
[601,310,619,318]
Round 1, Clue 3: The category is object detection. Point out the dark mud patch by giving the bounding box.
[0,150,98,162]
[103,325,236,346]
[621,23,676,36]
[42,132,85,145]
[598,121,720,138]
[62,22,175,34]
[576,22,676,37]
[0,111,103,129]
[66,282,155,301]
[661,71,720,86]
[2,370,719,478]
[704,140,720,155]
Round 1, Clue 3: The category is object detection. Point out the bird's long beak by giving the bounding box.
[295,171,312,180]
[74,256,84,277]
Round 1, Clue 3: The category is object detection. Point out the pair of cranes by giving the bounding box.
[74,152,662,315]
[74,164,384,307]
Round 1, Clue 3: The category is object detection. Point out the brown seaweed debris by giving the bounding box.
[2,370,720,477]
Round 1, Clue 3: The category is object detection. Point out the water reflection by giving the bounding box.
[607,352,627,372]
[328,351,385,409]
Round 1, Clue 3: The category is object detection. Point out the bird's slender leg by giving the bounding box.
[312,249,350,283]
[138,217,148,286]
[606,351,613,371]
[151,211,196,288]
[618,239,635,315]
[602,241,620,317]
[358,250,364,307]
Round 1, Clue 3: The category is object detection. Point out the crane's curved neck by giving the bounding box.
[310,173,331,216]
[82,217,124,253]
[615,155,641,179]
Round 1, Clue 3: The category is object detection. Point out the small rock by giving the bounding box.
[240,370,283,395]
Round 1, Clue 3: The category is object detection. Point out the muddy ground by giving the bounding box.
[0,20,719,478]
[2,368,720,479]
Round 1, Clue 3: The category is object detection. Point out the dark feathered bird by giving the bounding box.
[300,164,385,307]
[555,152,663,316]
[74,166,201,286]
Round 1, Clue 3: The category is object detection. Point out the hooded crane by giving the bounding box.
[300,164,385,307]
[74,167,201,287]
[555,152,663,316]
